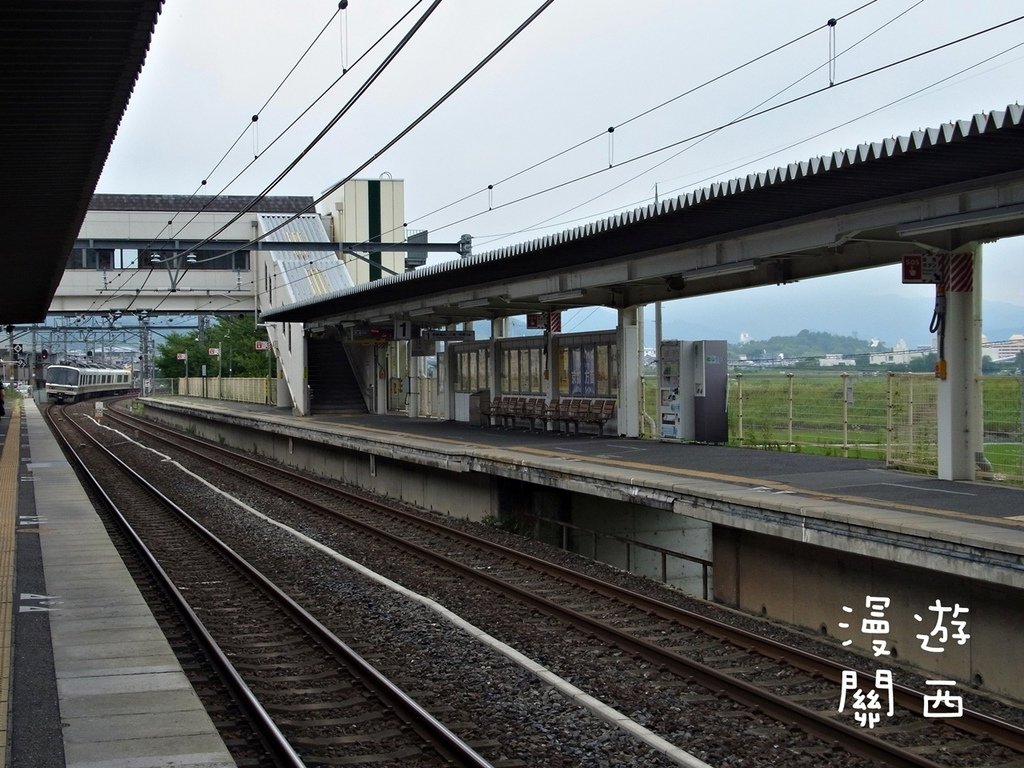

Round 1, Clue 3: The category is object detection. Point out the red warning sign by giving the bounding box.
[901,253,943,284]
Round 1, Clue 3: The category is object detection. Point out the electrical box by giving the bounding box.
[659,340,728,443]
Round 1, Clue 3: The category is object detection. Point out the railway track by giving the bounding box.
[59,399,1024,766]
[46,403,491,768]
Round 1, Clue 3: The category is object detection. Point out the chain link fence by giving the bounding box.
[729,371,1023,485]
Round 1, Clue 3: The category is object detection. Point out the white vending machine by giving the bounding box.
[658,340,728,443]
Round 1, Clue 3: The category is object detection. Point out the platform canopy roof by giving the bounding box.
[263,105,1024,330]
[0,0,163,324]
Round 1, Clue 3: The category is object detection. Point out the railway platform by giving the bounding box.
[138,395,1024,548]
[0,397,234,767]
[137,395,1024,702]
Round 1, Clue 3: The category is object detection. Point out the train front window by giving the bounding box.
[47,367,79,386]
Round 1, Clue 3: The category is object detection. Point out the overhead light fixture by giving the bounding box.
[457,298,492,309]
[538,288,586,303]
[896,204,1024,237]
[682,261,758,281]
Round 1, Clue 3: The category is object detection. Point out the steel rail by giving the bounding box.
[108,405,1024,756]
[45,407,306,768]
[59,405,493,768]
[101,407,967,768]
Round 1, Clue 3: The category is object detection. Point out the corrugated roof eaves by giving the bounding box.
[267,104,1024,316]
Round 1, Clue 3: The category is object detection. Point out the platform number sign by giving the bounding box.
[394,320,413,341]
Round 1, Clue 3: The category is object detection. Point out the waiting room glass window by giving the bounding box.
[455,348,489,392]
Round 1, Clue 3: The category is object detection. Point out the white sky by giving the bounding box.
[97,0,1024,315]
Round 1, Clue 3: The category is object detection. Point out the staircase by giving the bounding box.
[306,338,367,414]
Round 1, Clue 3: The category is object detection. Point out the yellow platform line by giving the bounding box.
[0,400,22,758]
[511,444,1024,528]
[312,418,1023,528]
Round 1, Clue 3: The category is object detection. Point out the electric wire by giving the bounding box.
[224,23,1024,313]
[86,3,349,313]
[229,1,890,300]
[475,40,1024,248]
[103,0,889,310]
[160,0,556,316]
[474,0,925,249]
[92,7,1023,321]
[167,0,445,274]
[402,2,880,237]
[88,2,422,316]
[421,14,1024,243]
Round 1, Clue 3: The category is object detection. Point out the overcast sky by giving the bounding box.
[96,0,1023,330]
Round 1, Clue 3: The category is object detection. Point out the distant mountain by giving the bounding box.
[731,330,882,362]
[652,286,1022,349]
[485,279,1022,348]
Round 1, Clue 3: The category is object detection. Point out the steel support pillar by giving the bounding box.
[937,245,984,480]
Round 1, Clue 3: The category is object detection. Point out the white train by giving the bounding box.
[45,364,134,404]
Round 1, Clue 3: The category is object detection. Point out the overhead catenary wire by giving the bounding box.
[162,0,444,280]
[100,6,1022,319]
[218,0,888,301]
[92,0,423,318]
[86,2,351,313]
[474,0,926,249]
[421,13,1024,242]
[163,0,557,315]
[233,11,1024,308]
[474,38,1024,248]
[401,4,876,235]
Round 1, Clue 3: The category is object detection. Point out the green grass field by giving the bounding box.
[642,371,1023,485]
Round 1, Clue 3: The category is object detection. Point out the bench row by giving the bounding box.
[486,396,616,435]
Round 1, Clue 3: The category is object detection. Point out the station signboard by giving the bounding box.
[348,325,394,342]
[421,329,475,341]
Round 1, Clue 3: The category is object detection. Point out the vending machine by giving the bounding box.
[658,340,728,443]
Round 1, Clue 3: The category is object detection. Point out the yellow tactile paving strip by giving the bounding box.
[0,399,22,758]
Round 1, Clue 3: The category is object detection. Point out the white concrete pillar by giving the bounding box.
[617,306,643,437]
[936,246,983,480]
[492,317,511,339]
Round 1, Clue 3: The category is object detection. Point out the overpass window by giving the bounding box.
[67,248,114,269]
[137,250,250,270]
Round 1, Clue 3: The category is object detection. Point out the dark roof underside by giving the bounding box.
[0,0,164,324]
